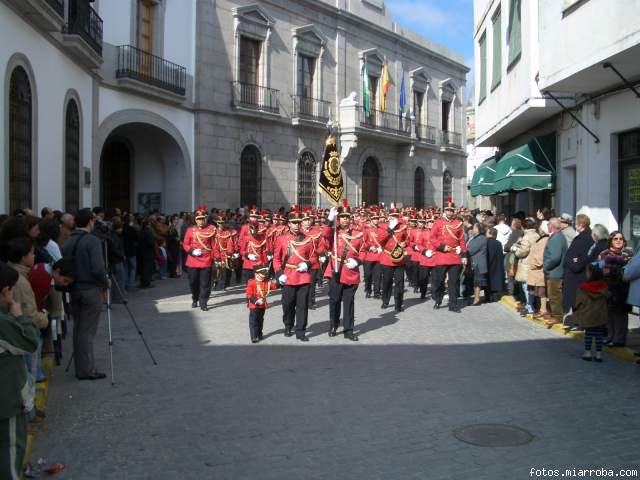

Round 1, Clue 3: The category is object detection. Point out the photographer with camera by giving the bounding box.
[62,208,109,381]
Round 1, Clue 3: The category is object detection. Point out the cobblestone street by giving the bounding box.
[33,277,640,479]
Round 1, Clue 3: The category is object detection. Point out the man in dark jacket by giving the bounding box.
[62,208,108,380]
[562,214,594,322]
[486,227,505,301]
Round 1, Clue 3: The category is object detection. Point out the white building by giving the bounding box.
[1,0,468,215]
[465,104,496,210]
[473,0,640,243]
[1,0,196,215]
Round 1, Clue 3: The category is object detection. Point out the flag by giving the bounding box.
[318,131,344,205]
[399,74,406,114]
[362,57,371,118]
[381,58,391,112]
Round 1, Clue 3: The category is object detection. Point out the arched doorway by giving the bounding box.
[102,141,131,213]
[240,145,262,207]
[65,99,81,214]
[442,169,453,206]
[362,157,380,206]
[414,167,425,208]
[9,66,33,213]
[297,151,317,207]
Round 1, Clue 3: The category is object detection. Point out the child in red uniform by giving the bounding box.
[245,264,278,343]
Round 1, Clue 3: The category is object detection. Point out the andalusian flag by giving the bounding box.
[381,58,391,112]
[362,57,371,118]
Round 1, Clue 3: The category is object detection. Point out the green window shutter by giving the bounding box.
[491,10,501,89]
[479,32,487,102]
[508,0,521,66]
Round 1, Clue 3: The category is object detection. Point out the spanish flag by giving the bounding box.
[381,57,391,112]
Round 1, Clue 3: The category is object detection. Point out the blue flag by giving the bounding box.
[399,74,406,113]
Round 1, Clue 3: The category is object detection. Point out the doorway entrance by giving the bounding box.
[619,129,640,251]
[102,141,131,213]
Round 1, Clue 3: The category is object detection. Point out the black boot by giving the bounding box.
[329,327,337,337]
[191,300,198,308]
[344,332,359,341]
[284,327,293,337]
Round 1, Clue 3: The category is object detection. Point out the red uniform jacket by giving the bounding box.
[215,229,238,265]
[407,227,422,262]
[322,225,366,285]
[416,228,438,268]
[273,231,315,286]
[246,279,278,310]
[376,222,409,267]
[240,231,268,270]
[182,225,217,269]
[302,226,325,270]
[363,225,383,262]
[430,217,467,266]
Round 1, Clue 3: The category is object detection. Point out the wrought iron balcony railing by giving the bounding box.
[415,124,437,144]
[232,82,279,114]
[45,0,64,17]
[292,95,331,122]
[359,107,411,136]
[117,45,186,96]
[441,130,462,148]
[64,0,103,55]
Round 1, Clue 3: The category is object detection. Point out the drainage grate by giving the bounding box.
[453,424,534,447]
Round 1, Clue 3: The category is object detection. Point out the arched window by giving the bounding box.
[414,167,425,208]
[362,157,379,205]
[442,170,453,206]
[297,151,317,207]
[9,66,33,213]
[240,145,262,207]
[65,99,80,214]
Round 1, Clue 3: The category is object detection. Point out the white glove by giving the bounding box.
[248,253,257,261]
[327,207,338,222]
[388,218,398,230]
[412,245,419,251]
[510,245,517,252]
[232,253,240,259]
[267,255,273,261]
[376,247,383,254]
[192,248,202,257]
[278,274,288,285]
[346,258,358,270]
[297,262,309,273]
[255,299,264,305]
[424,250,434,258]
[455,246,462,255]
[319,256,326,263]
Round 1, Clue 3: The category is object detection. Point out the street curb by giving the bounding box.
[501,296,638,363]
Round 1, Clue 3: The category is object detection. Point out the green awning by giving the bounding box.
[470,157,497,197]
[492,133,556,193]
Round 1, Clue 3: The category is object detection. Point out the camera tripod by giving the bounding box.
[65,239,157,385]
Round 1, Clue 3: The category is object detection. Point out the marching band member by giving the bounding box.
[245,263,278,343]
[363,207,383,299]
[182,205,217,311]
[213,214,238,291]
[240,215,268,284]
[377,205,408,312]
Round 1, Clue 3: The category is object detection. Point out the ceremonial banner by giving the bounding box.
[319,133,344,205]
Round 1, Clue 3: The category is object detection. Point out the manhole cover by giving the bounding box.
[453,424,534,447]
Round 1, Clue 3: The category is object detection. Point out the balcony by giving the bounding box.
[4,0,65,32]
[231,82,279,115]
[116,45,186,100]
[359,107,412,138]
[441,130,462,149]
[61,0,103,67]
[291,95,331,127]
[415,123,437,145]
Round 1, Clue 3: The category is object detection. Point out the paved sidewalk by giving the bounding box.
[32,277,640,479]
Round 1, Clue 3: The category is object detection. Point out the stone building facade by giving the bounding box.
[195,0,468,210]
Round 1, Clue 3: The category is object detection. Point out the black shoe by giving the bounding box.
[258,333,264,340]
[365,292,371,298]
[381,303,390,309]
[433,301,441,310]
[374,294,381,299]
[76,372,107,381]
[449,305,461,313]
[413,287,419,294]
[395,306,404,312]
[297,335,309,342]
[420,294,426,299]
[251,338,259,344]
[191,301,198,308]
[344,332,359,341]
[200,305,208,312]
[284,327,293,337]
[329,328,337,337]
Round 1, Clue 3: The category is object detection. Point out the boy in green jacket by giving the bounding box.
[0,262,39,480]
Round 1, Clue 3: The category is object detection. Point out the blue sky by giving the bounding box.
[385,0,475,90]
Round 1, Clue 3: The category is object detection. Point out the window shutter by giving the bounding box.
[479,33,487,103]
[508,0,521,66]
[491,10,501,89]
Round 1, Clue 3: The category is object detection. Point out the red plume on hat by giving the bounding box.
[195,204,208,218]
[337,198,352,217]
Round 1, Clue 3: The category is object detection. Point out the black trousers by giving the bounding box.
[249,309,265,339]
[281,284,310,338]
[380,264,405,308]
[188,267,212,307]
[419,265,435,298]
[431,264,462,308]
[214,267,232,290]
[405,260,419,287]
[329,277,358,333]
[235,262,243,284]
[307,269,318,306]
[363,261,382,296]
